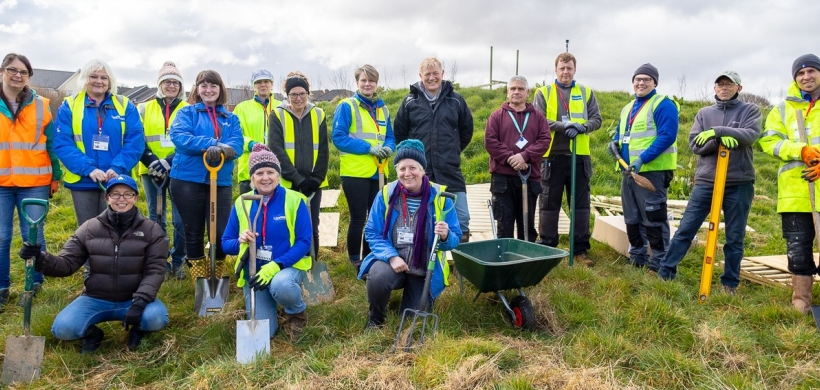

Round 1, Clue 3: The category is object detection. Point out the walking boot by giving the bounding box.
[0,288,9,313]
[81,325,105,354]
[350,255,362,273]
[791,275,813,315]
[460,229,470,244]
[575,253,595,267]
[286,311,307,342]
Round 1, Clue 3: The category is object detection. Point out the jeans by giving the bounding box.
[452,191,470,235]
[0,186,48,288]
[658,183,754,288]
[341,177,380,261]
[169,179,232,259]
[242,267,306,336]
[141,175,186,268]
[51,295,168,340]
[490,174,539,241]
[365,260,428,324]
[538,155,592,254]
[621,170,673,269]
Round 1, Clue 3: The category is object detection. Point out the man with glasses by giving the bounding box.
[658,71,761,293]
[19,174,169,353]
[760,54,820,313]
[612,63,680,271]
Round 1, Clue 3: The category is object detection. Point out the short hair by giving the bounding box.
[418,57,443,74]
[354,64,379,83]
[555,53,577,68]
[1,53,33,77]
[191,70,227,106]
[282,71,311,97]
[78,59,118,95]
[508,75,529,90]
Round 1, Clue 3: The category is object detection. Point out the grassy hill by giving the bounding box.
[1,86,817,389]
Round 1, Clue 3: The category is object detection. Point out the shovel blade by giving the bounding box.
[301,261,335,305]
[1,335,45,385]
[194,277,230,316]
[812,306,820,332]
[236,318,270,364]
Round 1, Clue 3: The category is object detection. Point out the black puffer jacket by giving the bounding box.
[37,207,167,302]
[394,81,474,192]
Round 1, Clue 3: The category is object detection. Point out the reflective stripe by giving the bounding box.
[73,134,83,142]
[0,168,9,175]
[773,140,786,158]
[761,130,787,139]
[779,102,787,128]
[628,146,677,157]
[145,135,164,142]
[33,98,43,145]
[779,161,804,175]
[0,166,52,176]
[811,136,820,146]
[0,143,6,150]
[283,142,319,150]
[10,142,47,151]
[578,85,589,121]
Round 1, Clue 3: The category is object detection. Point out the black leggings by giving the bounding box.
[341,177,380,260]
[169,179,232,259]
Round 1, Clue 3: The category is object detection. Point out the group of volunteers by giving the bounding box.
[2,47,819,353]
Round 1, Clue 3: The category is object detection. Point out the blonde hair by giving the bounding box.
[418,57,443,74]
[354,64,379,83]
[78,59,117,95]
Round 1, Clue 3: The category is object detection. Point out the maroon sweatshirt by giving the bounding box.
[484,102,551,180]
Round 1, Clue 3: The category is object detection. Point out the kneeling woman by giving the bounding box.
[358,139,462,329]
[222,144,311,339]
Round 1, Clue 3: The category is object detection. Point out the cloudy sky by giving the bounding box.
[1,0,814,102]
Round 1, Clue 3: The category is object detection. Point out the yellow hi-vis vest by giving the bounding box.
[235,96,281,183]
[233,188,312,287]
[273,106,328,189]
[760,82,820,212]
[62,91,128,184]
[538,83,592,156]
[339,97,390,178]
[136,99,187,176]
[616,94,679,172]
[380,181,449,286]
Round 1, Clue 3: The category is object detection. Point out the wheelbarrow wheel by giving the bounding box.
[509,295,535,330]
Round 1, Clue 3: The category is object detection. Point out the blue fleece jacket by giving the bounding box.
[169,103,243,186]
[221,186,312,272]
[613,90,679,166]
[331,92,396,179]
[53,92,144,190]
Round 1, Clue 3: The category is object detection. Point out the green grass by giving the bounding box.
[2,87,819,389]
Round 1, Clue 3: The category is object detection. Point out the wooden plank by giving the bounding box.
[318,212,340,247]
[320,189,341,209]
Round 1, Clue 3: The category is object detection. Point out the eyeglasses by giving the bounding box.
[162,80,181,87]
[4,68,30,77]
[108,192,136,200]
[633,77,654,85]
[288,92,307,99]
[715,82,737,88]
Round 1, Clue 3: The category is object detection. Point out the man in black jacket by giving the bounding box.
[394,57,474,241]
[20,174,168,353]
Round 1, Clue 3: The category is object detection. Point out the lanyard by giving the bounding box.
[507,111,529,137]
[260,201,268,246]
[626,99,650,134]
[95,102,105,135]
[554,85,571,114]
[808,100,816,119]
[164,101,171,133]
[206,106,220,139]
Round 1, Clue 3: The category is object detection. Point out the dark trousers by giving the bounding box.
[537,155,592,254]
[783,212,818,276]
[491,174,539,242]
[365,260,428,324]
[342,177,380,261]
[169,179,232,259]
[289,185,322,256]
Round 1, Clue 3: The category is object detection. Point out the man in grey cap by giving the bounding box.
[760,53,820,314]
[658,71,761,293]
[234,68,282,194]
[612,63,680,271]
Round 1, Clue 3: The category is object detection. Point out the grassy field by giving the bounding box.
[1,86,818,389]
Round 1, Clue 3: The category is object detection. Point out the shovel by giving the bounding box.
[374,156,388,189]
[151,176,172,265]
[195,153,230,316]
[517,165,531,241]
[393,192,456,352]
[236,194,270,364]
[2,198,49,385]
[301,193,335,304]
[607,141,657,192]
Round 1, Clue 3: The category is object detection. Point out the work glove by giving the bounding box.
[378,146,393,159]
[249,262,281,291]
[299,178,320,195]
[694,129,716,146]
[720,136,739,150]
[247,140,256,152]
[802,165,820,183]
[18,241,43,266]
[217,143,236,161]
[122,298,148,330]
[148,158,171,178]
[629,157,644,173]
[205,145,223,162]
[234,250,250,280]
[564,122,585,139]
[368,145,381,157]
[801,145,820,166]
[49,180,60,198]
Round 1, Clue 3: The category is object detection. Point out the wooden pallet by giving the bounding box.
[466,183,569,238]
[719,254,820,289]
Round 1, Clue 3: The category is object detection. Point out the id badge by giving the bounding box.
[92,134,110,151]
[561,115,570,123]
[515,136,528,149]
[160,135,174,148]
[622,136,631,145]
[257,245,273,262]
[396,227,414,245]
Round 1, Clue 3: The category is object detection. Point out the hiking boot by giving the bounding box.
[722,285,737,295]
[127,328,145,351]
[286,311,307,341]
[81,325,105,354]
[16,283,42,307]
[575,253,594,267]
[363,318,385,332]
[0,288,9,313]
[167,264,186,281]
[791,275,813,315]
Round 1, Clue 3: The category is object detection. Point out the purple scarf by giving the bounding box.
[382,176,432,269]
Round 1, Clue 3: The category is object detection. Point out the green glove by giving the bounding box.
[249,262,281,290]
[694,129,716,146]
[720,136,738,150]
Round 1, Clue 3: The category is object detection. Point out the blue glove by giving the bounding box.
[629,157,643,173]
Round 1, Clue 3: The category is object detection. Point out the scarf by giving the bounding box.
[382,176,432,269]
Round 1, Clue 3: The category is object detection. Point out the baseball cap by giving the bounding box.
[105,174,139,195]
[715,71,741,85]
[251,68,274,84]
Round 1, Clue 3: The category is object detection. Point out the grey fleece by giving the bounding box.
[532,82,602,155]
[689,97,761,186]
[267,101,329,189]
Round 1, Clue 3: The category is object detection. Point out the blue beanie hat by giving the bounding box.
[394,139,426,169]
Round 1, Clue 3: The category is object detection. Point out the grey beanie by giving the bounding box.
[633,63,659,84]
[792,54,820,79]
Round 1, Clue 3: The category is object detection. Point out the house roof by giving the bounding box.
[313,89,353,102]
[122,85,158,104]
[29,69,78,90]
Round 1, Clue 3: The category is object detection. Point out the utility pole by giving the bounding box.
[515,50,519,75]
[566,39,569,53]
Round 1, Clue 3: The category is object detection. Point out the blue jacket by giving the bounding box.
[221,186,312,270]
[357,181,462,299]
[331,92,396,180]
[54,92,144,190]
[169,103,243,186]
[613,90,679,165]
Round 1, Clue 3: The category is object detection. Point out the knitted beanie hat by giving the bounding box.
[394,139,427,169]
[633,63,659,85]
[792,54,820,80]
[157,61,184,99]
[249,143,280,175]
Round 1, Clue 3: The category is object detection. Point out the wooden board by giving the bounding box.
[466,182,569,239]
[719,254,820,289]
[318,212,340,247]
[320,189,341,209]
